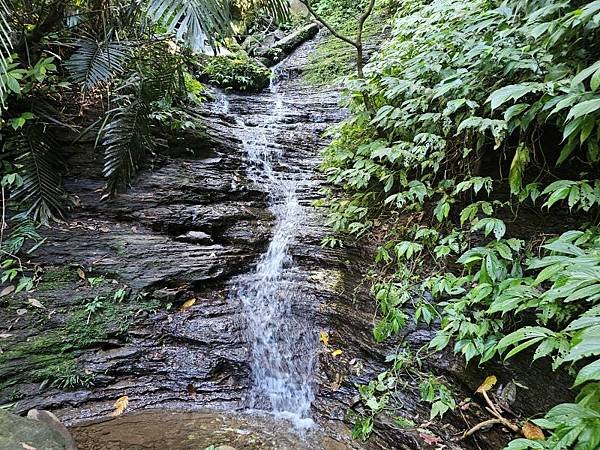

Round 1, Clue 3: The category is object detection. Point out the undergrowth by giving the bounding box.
[321,0,600,447]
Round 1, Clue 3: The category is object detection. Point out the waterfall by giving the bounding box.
[222,65,317,428]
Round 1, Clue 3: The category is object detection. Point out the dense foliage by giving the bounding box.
[321,0,600,447]
[200,52,271,91]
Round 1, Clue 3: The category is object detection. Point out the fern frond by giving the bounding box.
[101,99,154,195]
[65,38,132,90]
[10,126,68,224]
[146,0,231,51]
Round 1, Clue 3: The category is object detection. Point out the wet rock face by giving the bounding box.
[0,35,350,430]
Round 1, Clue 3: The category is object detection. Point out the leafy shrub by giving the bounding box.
[201,53,271,91]
[322,0,600,445]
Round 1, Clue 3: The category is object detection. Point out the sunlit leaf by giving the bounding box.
[476,375,497,393]
[110,395,129,417]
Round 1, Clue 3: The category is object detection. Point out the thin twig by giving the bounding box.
[0,186,5,249]
[463,418,505,438]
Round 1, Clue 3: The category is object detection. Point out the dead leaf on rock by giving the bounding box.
[110,395,129,417]
[476,375,497,393]
[522,422,545,440]
[16,309,27,316]
[331,373,343,391]
[180,299,196,311]
[0,285,15,297]
[77,268,86,280]
[0,333,13,339]
[418,431,442,446]
[21,443,36,450]
[319,331,329,346]
[331,349,342,357]
[28,298,45,309]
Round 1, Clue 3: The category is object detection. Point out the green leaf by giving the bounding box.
[566,98,600,121]
[509,144,530,195]
[564,326,600,362]
[573,359,600,387]
[488,83,543,110]
[591,68,600,92]
[504,103,530,121]
[572,61,600,87]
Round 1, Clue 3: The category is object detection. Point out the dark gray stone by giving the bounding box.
[0,410,68,450]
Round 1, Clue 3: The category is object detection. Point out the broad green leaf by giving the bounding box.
[573,359,600,387]
[488,83,543,110]
[566,98,600,121]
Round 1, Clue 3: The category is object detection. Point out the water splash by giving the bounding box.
[229,64,317,429]
[212,89,230,114]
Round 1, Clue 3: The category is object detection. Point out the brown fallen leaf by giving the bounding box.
[180,299,196,311]
[331,373,343,391]
[319,331,329,346]
[28,298,45,309]
[476,375,497,393]
[331,349,342,357]
[418,431,442,446]
[77,268,86,280]
[110,395,129,417]
[522,422,545,440]
[0,285,15,297]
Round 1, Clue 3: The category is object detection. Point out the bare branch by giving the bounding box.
[357,0,376,44]
[297,0,358,48]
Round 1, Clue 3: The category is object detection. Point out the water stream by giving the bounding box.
[219,65,317,428]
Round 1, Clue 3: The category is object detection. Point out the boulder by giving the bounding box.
[255,23,319,66]
[0,409,74,450]
[272,23,319,55]
[27,410,77,450]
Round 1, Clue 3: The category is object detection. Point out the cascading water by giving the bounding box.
[223,65,317,428]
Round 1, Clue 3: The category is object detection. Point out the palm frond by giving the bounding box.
[254,0,290,23]
[101,98,154,195]
[0,0,13,109]
[65,38,132,90]
[9,126,68,224]
[146,0,231,51]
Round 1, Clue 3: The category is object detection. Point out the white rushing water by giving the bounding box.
[221,66,317,428]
